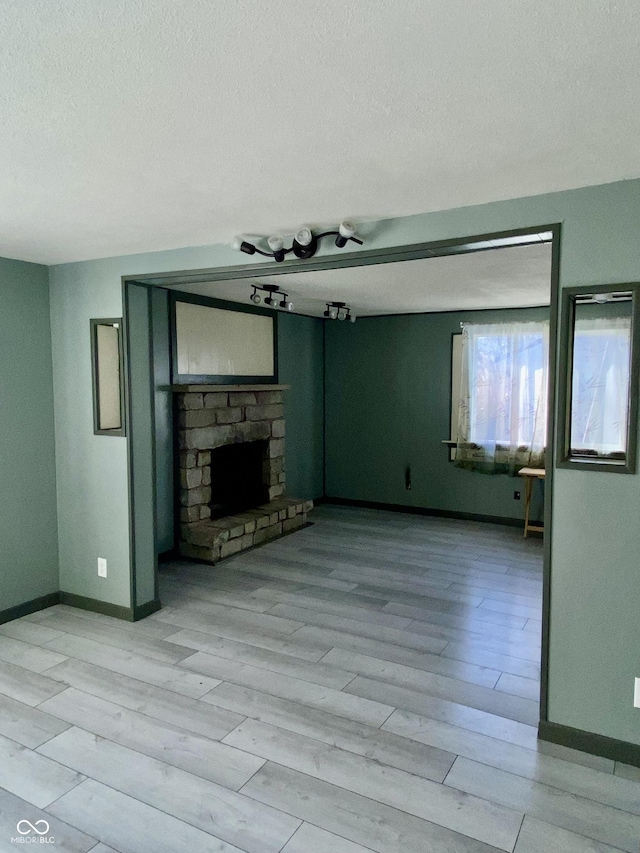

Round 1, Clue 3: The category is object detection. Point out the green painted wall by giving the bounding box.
[278,313,324,500]
[0,257,58,611]
[48,177,640,748]
[50,261,131,608]
[325,306,548,522]
[125,283,157,607]
[150,288,174,555]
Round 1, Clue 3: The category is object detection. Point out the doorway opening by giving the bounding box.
[123,223,560,725]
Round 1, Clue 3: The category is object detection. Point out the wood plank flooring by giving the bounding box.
[1,504,639,852]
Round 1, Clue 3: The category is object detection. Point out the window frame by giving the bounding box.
[556,283,640,474]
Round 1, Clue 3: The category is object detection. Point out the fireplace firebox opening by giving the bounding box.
[210,439,269,519]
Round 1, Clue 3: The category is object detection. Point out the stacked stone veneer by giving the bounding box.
[176,385,312,563]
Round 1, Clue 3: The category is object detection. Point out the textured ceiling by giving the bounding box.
[2,1,639,264]
[174,243,552,316]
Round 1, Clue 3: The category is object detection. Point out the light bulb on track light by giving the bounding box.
[279,298,294,311]
[267,235,285,262]
[335,221,356,248]
[250,290,261,304]
[292,226,317,259]
[295,227,312,247]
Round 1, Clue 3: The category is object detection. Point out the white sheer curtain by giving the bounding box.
[571,316,631,458]
[454,321,549,474]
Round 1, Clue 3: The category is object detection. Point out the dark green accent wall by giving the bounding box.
[126,283,157,607]
[0,257,59,610]
[278,313,325,500]
[325,305,549,521]
[150,288,174,554]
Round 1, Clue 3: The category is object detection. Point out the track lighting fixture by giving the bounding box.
[250,284,294,312]
[233,221,363,263]
[324,302,356,323]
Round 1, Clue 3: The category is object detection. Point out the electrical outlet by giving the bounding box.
[97,558,107,578]
[634,678,640,708]
[514,491,521,500]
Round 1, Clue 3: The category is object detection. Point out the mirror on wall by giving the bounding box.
[91,318,125,436]
[558,285,640,473]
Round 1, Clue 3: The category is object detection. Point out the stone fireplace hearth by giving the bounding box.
[174,384,312,562]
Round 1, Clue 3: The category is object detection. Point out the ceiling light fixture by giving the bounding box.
[233,221,363,263]
[324,301,356,323]
[250,283,294,311]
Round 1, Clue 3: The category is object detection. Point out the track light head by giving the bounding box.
[233,236,257,255]
[250,289,261,304]
[335,221,356,248]
[295,227,312,247]
[292,226,318,259]
[348,312,357,323]
[260,283,282,307]
[267,235,286,262]
[279,297,294,311]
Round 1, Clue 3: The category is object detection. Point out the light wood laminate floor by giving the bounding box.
[1,505,639,852]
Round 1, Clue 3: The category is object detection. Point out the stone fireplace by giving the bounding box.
[174,384,312,562]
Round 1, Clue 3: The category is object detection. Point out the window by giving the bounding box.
[468,326,547,446]
[454,321,549,473]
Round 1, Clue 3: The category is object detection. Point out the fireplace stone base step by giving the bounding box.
[179,497,313,563]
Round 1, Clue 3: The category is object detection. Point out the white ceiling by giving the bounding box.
[173,242,552,316]
[2,2,639,265]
